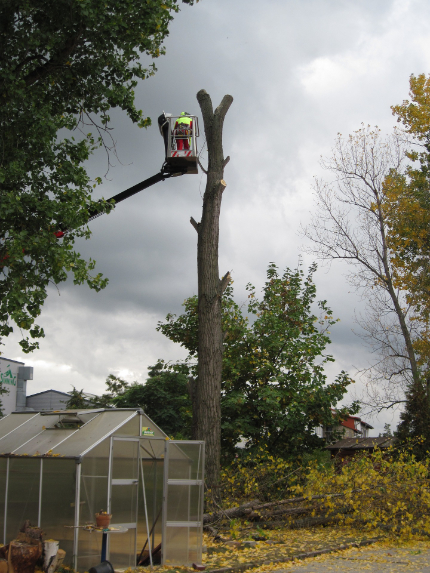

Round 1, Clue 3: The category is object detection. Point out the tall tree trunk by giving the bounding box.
[190,89,233,493]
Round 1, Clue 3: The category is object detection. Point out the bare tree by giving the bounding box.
[302,125,419,412]
[190,89,233,492]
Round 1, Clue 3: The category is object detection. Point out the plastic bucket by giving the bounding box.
[89,561,114,573]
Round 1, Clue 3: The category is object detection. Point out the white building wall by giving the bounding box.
[0,358,22,415]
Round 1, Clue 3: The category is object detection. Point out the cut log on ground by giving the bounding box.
[43,540,59,573]
[47,549,65,573]
[248,505,317,521]
[8,540,42,573]
[203,500,260,524]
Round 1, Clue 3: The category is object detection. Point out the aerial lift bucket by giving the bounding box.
[158,113,200,175]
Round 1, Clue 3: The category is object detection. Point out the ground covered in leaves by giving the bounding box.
[136,524,425,572]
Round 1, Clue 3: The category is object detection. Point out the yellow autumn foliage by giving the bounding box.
[293,444,430,538]
[218,446,300,506]
[384,74,430,370]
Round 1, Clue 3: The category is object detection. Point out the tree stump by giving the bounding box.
[8,540,42,573]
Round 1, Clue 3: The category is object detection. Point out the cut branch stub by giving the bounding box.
[219,271,231,295]
[190,217,200,233]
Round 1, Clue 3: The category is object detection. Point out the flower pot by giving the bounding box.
[95,513,112,528]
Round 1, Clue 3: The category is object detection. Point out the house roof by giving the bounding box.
[27,389,96,399]
[326,436,397,450]
[0,357,24,365]
[27,389,71,398]
[330,409,374,431]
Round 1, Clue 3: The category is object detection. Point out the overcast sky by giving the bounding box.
[4,0,430,434]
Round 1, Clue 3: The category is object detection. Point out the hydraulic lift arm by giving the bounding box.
[54,164,186,237]
[88,164,186,221]
[54,110,200,236]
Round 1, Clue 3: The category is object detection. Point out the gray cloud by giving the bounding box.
[5,0,430,436]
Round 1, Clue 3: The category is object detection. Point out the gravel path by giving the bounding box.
[264,543,430,572]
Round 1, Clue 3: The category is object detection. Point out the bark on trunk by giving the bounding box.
[192,89,233,493]
[8,541,42,573]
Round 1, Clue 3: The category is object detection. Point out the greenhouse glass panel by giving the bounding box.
[0,415,59,454]
[108,437,138,566]
[139,437,165,461]
[54,410,137,457]
[0,413,38,439]
[80,441,109,524]
[163,526,201,566]
[162,441,204,566]
[13,429,76,455]
[111,439,139,480]
[110,483,137,526]
[40,459,76,567]
[6,459,40,543]
[116,416,141,438]
[139,414,166,439]
[138,458,163,556]
[78,441,109,572]
[166,485,202,522]
[109,528,136,570]
[72,411,101,425]
[167,443,204,481]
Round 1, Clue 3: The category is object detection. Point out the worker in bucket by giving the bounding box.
[174,112,193,151]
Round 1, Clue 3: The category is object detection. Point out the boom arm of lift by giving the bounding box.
[54,111,197,237]
[87,163,186,222]
[54,164,186,237]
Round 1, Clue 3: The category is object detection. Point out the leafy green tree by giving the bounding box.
[0,0,193,353]
[94,363,192,438]
[158,263,354,458]
[65,386,92,409]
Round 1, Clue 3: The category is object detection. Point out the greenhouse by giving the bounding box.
[0,409,204,572]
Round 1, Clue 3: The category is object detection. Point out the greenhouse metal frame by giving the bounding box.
[0,409,204,572]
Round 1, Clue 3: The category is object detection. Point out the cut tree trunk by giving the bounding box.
[8,541,42,573]
[203,500,260,524]
[192,89,233,493]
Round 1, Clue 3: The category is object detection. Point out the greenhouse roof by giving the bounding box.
[0,409,165,459]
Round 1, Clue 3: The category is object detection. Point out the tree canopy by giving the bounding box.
[92,364,192,439]
[385,74,430,377]
[380,74,430,451]
[0,0,193,353]
[158,263,354,458]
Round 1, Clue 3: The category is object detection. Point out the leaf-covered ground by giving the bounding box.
[201,525,377,570]
[135,524,430,572]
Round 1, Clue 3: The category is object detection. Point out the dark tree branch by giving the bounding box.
[23,28,84,88]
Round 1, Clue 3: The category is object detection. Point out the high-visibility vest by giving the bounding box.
[176,116,192,127]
